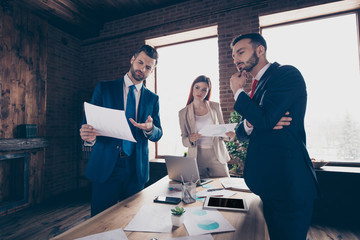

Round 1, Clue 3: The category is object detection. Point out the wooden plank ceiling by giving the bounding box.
[15,0,190,39]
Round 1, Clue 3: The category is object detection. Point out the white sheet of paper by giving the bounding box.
[166,234,214,240]
[198,123,237,137]
[84,102,136,142]
[196,189,236,198]
[124,204,173,233]
[75,228,128,240]
[219,178,250,192]
[184,206,235,236]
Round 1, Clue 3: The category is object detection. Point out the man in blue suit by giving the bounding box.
[229,33,320,239]
[80,45,162,216]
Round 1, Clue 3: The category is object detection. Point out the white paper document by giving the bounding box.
[75,228,128,240]
[84,102,136,142]
[184,206,235,236]
[124,204,174,233]
[198,123,237,137]
[196,189,236,198]
[219,178,251,192]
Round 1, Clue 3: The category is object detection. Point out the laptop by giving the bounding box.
[164,155,213,186]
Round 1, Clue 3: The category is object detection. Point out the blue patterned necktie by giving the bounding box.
[122,85,136,156]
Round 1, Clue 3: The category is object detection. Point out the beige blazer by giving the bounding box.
[178,101,230,164]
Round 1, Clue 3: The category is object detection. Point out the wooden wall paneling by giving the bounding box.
[0,3,47,138]
[28,150,46,205]
[0,160,10,202]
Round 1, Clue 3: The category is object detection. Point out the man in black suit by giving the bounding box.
[229,33,320,240]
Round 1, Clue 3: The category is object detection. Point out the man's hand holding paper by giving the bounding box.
[84,102,136,142]
[80,124,98,142]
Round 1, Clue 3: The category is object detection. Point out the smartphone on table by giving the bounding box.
[153,196,181,204]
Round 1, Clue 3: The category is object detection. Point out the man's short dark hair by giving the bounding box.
[134,44,159,65]
[230,33,267,51]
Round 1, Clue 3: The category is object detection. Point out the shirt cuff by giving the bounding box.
[143,128,153,136]
[84,140,96,146]
[243,119,254,136]
[234,88,244,101]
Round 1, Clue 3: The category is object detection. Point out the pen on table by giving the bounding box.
[194,179,200,185]
[207,188,224,192]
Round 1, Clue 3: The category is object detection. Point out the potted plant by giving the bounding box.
[225,111,249,177]
[171,206,186,227]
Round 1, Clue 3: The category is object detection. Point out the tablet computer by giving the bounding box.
[203,196,248,212]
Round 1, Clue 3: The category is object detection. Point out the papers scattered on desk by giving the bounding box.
[184,206,235,236]
[74,228,128,240]
[196,189,236,198]
[198,123,237,137]
[166,234,214,240]
[124,204,174,233]
[84,102,136,142]
[219,177,251,192]
[124,204,235,236]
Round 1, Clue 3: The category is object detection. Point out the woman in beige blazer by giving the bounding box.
[179,75,235,178]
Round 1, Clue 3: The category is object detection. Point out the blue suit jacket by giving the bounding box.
[234,62,319,201]
[84,78,162,184]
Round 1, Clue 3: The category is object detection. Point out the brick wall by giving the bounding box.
[45,26,84,198]
[1,0,344,202]
[81,0,338,122]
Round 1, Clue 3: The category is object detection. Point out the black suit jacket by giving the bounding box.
[234,62,319,201]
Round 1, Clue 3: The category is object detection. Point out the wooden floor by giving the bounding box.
[0,188,359,240]
[0,188,91,240]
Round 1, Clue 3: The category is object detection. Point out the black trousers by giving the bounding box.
[90,155,144,217]
[262,198,314,240]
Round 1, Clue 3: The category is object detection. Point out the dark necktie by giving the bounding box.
[249,79,259,99]
[122,85,136,156]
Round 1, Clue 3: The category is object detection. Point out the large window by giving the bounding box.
[261,12,360,162]
[155,38,220,157]
[146,27,220,158]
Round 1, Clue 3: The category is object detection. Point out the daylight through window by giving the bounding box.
[262,13,360,162]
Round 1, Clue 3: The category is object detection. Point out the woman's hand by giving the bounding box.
[225,131,236,140]
[189,133,201,143]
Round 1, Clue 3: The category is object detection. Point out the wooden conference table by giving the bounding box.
[53,176,268,240]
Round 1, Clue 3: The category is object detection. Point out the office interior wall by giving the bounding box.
[0,0,348,207]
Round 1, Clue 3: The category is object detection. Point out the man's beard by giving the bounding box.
[240,51,259,73]
[130,64,145,81]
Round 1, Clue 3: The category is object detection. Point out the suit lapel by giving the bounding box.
[138,86,148,123]
[253,62,280,101]
[187,103,196,133]
[108,78,125,110]
[206,101,216,124]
